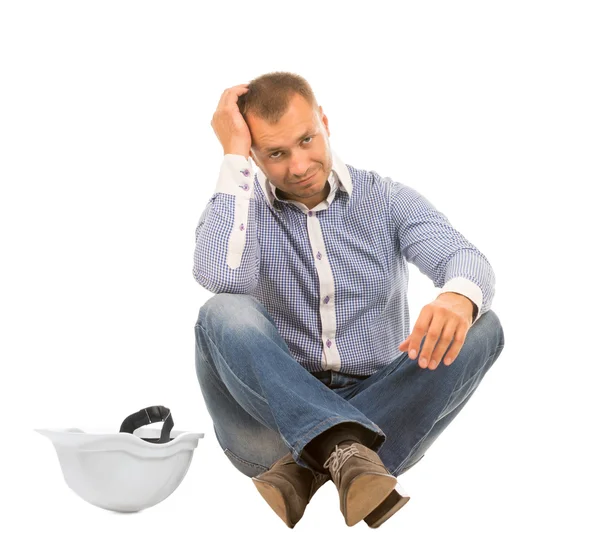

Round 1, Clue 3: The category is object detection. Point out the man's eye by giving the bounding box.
[269,136,313,159]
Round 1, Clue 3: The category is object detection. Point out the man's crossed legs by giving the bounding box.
[194,294,505,527]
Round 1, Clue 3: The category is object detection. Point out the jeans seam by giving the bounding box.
[397,453,425,475]
[195,322,269,404]
[391,342,505,476]
[435,341,504,426]
[213,424,273,473]
[223,448,270,472]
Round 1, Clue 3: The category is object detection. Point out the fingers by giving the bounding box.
[416,312,447,370]
[211,84,253,157]
[403,306,433,366]
[439,322,468,367]
[428,320,457,370]
[400,305,467,371]
[217,84,250,110]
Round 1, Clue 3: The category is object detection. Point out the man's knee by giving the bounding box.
[215,423,290,479]
[470,308,505,354]
[195,293,258,329]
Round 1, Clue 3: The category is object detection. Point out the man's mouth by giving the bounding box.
[295,171,317,185]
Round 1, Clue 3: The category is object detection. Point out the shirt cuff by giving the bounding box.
[439,277,483,324]
[215,154,255,199]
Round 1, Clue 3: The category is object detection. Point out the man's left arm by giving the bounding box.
[388,178,495,370]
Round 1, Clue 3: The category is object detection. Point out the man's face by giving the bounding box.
[248,93,333,210]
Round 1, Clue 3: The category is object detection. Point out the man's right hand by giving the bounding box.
[211,84,252,159]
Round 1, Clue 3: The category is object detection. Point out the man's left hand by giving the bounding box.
[398,292,474,370]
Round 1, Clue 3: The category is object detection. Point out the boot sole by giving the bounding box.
[252,478,294,528]
[343,472,398,526]
[364,487,411,528]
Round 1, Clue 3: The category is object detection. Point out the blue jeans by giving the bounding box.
[194,293,505,478]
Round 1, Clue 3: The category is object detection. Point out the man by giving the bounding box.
[193,71,504,529]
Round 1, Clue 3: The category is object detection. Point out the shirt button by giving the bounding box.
[326,339,332,348]
[239,223,245,231]
[316,251,322,260]
[308,211,313,217]
[324,296,330,304]
[240,169,250,177]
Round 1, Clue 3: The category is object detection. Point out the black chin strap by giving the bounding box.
[119,405,174,444]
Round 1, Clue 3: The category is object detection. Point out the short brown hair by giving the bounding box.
[238,71,319,125]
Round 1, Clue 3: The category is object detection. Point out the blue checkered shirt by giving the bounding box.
[193,149,495,376]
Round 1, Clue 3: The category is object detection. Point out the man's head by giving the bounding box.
[237,72,333,210]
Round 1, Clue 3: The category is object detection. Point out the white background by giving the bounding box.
[1,1,598,543]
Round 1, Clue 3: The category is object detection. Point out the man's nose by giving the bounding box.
[288,151,312,178]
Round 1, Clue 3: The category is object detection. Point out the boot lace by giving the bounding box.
[323,443,359,488]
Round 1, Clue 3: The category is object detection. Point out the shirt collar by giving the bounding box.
[254,148,353,211]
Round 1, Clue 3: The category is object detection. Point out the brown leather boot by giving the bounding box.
[252,452,331,528]
[323,441,398,526]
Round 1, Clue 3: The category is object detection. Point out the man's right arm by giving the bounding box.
[193,83,260,293]
[192,154,260,293]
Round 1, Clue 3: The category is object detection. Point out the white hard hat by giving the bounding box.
[35,405,204,513]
